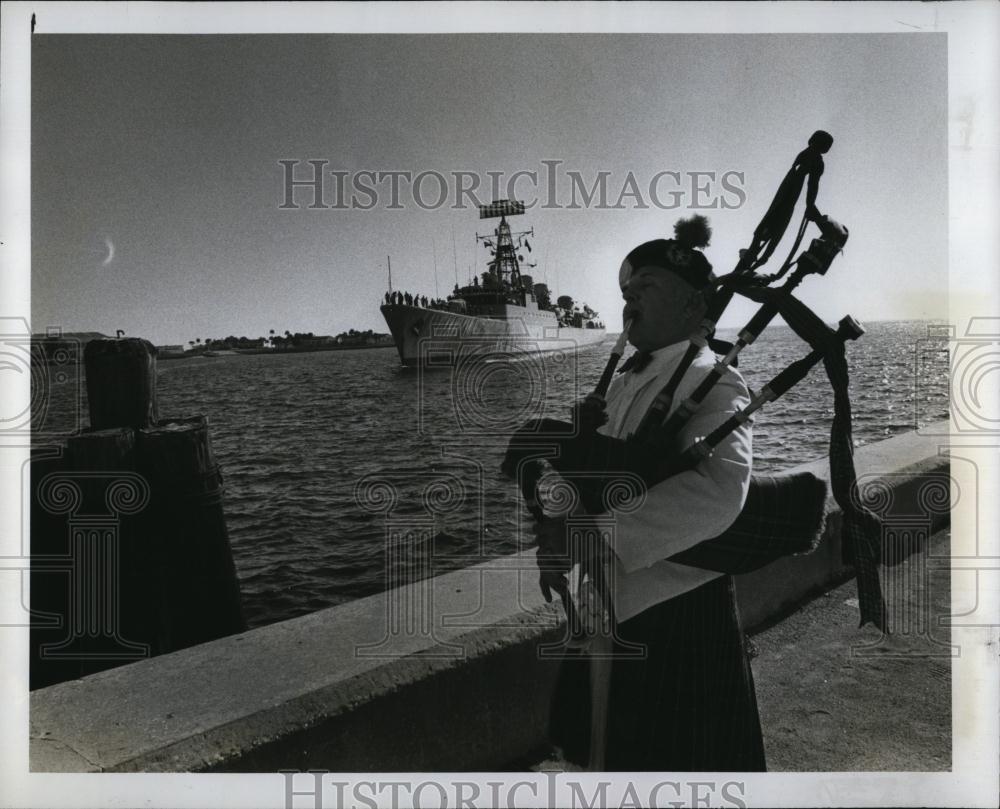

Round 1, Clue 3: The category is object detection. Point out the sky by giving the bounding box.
[31,33,948,346]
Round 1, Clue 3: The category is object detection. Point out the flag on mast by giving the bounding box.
[432,237,439,298]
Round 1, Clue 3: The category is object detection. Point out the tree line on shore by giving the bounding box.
[185,328,392,352]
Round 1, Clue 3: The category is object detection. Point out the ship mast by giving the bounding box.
[476,199,533,290]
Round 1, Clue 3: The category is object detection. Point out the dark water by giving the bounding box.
[36,321,950,628]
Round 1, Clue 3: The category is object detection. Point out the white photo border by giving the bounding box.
[1,2,997,807]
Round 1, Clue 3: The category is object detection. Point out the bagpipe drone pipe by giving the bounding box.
[502,132,895,634]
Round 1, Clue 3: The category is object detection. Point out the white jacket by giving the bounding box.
[599,339,753,622]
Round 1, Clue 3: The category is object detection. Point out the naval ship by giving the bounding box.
[380,199,606,366]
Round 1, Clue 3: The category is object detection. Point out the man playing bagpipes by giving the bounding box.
[531,217,772,771]
[502,132,891,771]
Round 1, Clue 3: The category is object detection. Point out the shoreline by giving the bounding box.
[158,343,397,360]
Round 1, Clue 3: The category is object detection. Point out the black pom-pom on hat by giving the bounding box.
[673,214,712,250]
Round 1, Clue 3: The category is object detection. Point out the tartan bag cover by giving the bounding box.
[668,471,828,575]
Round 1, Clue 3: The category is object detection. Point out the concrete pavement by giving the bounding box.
[531,527,952,772]
[753,527,951,771]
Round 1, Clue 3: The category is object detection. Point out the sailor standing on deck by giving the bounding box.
[536,215,766,771]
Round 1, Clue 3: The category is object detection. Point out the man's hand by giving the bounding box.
[533,516,571,603]
[532,515,569,556]
[573,393,608,431]
[532,515,610,603]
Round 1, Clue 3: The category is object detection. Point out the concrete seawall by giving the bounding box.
[29,424,952,773]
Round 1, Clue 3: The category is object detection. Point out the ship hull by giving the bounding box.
[380,304,608,366]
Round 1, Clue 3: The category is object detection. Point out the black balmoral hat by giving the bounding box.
[619,215,715,291]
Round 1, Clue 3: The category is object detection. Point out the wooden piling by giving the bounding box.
[83,337,159,430]
[65,428,154,673]
[83,338,245,651]
[29,448,77,690]
[67,425,137,472]
[138,416,246,650]
[30,429,154,689]
[30,337,245,688]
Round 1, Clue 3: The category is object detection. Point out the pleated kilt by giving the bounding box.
[550,574,767,772]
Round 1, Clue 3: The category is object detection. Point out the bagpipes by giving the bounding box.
[502,131,893,642]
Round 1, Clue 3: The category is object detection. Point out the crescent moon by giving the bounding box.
[102,237,115,266]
